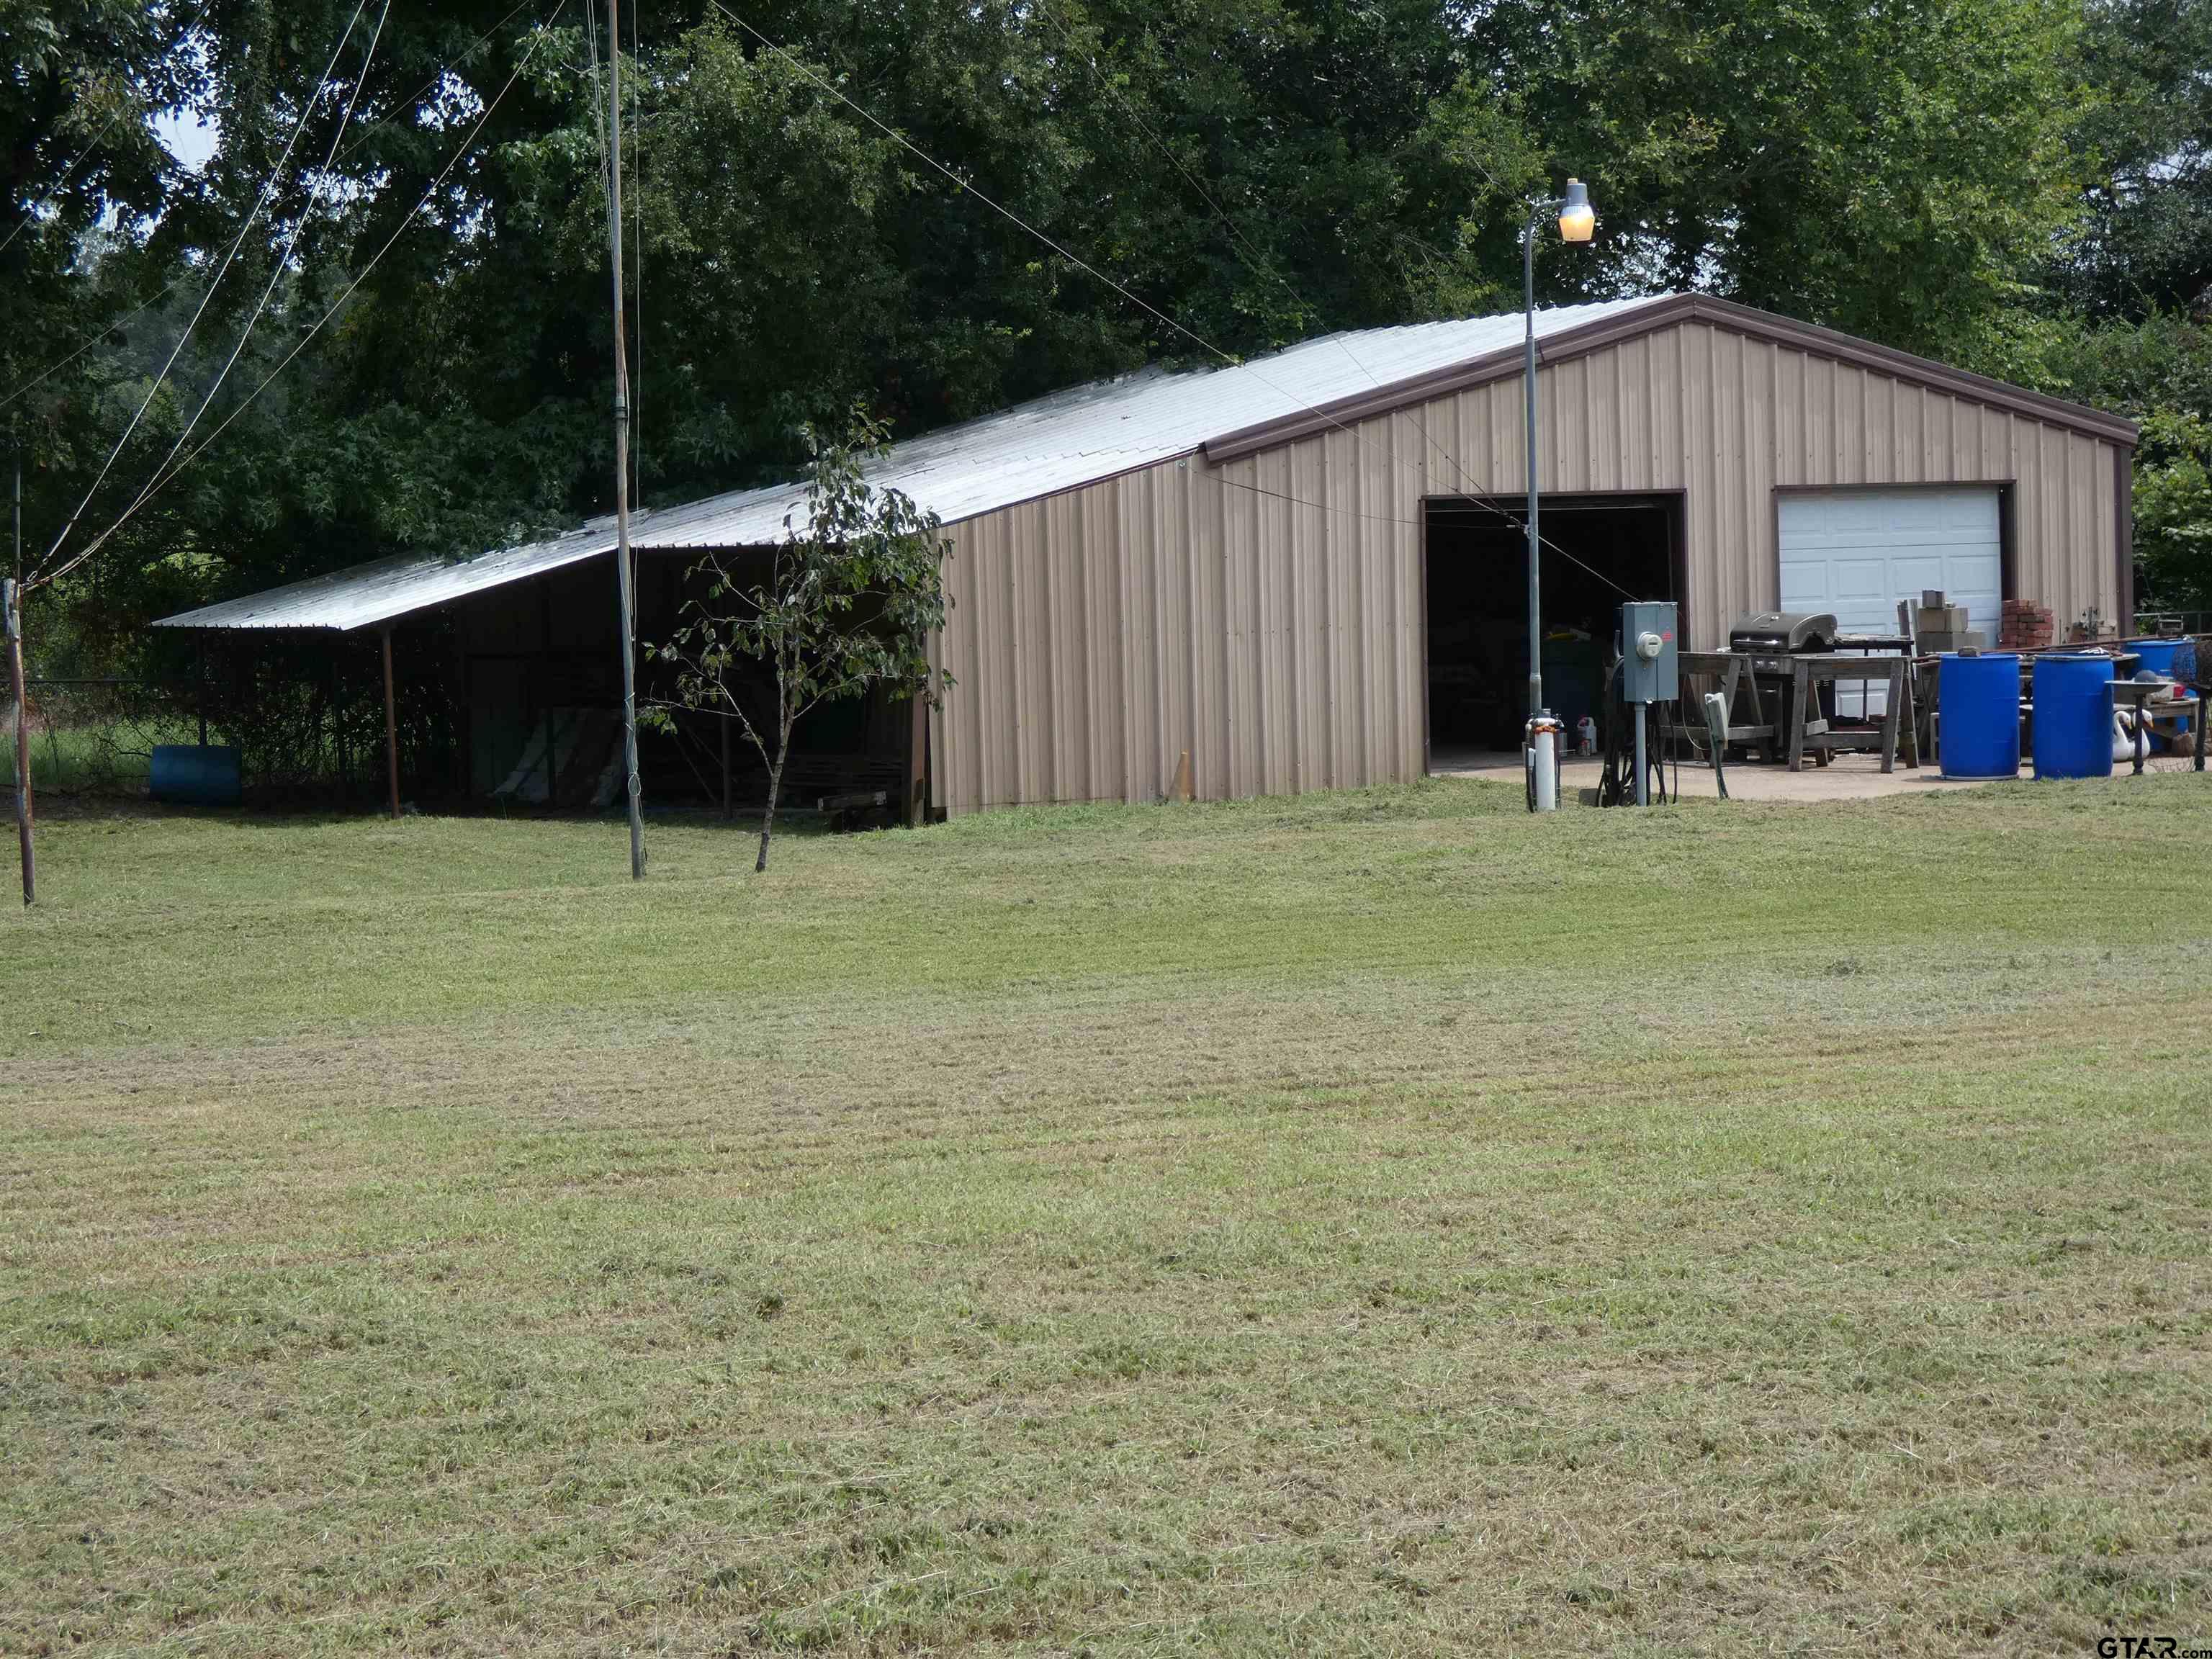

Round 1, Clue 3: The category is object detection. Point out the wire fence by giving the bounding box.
[8,631,466,804]
[2134,611,2212,639]
[5,679,197,798]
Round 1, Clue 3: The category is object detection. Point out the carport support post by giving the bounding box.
[381,626,400,820]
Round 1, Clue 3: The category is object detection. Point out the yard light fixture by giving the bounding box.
[1521,175,1598,814]
[1557,178,1596,243]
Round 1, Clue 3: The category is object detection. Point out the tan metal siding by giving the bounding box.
[930,318,2124,814]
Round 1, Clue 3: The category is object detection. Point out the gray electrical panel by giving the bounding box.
[1619,601,1679,703]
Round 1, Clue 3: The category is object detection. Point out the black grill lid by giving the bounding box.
[1730,611,1837,652]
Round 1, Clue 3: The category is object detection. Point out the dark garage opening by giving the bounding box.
[1424,493,1684,758]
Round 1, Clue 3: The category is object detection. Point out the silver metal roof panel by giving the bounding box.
[156,295,1671,631]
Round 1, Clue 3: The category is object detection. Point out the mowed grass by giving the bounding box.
[4,778,2211,1656]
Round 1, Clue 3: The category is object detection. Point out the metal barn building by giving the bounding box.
[160,292,2138,817]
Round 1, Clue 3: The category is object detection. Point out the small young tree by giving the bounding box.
[647,411,951,871]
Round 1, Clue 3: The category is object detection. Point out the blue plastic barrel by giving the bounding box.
[2031,655,2116,780]
[150,745,243,806]
[1938,653,2022,779]
[2131,639,2196,683]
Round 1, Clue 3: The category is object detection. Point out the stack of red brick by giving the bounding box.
[2000,600,2054,649]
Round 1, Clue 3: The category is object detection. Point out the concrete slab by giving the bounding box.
[1428,747,2203,802]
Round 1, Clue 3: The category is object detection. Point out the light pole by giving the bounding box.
[1521,177,1595,814]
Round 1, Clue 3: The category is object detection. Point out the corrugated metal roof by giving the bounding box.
[156,295,1672,632]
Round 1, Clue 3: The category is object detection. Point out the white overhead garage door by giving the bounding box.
[1779,487,2001,714]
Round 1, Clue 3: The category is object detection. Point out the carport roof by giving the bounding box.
[154,295,1668,632]
[156,292,2136,633]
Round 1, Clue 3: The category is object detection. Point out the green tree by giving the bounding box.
[24,0,2175,680]
[647,410,950,871]
[2041,314,2212,609]
[1460,0,2088,367]
[2054,0,2212,320]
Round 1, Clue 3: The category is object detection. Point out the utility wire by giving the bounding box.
[111,0,392,539]
[0,0,535,414]
[35,0,374,580]
[0,269,192,414]
[1205,472,1641,598]
[335,0,540,162]
[32,6,565,590]
[577,0,634,501]
[631,0,644,508]
[1035,1,1631,598]
[704,1,1265,390]
[714,0,1623,598]
[0,0,223,259]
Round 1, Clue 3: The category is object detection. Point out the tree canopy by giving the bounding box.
[5,0,2210,657]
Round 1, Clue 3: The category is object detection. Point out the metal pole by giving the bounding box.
[382,626,400,819]
[8,459,29,905]
[605,0,646,879]
[1633,701,1649,807]
[1524,210,1543,723]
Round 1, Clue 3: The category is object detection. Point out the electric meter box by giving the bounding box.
[1619,601,1680,703]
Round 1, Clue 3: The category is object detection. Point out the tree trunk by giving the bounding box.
[757,745,786,873]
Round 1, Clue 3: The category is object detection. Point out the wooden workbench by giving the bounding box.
[1783,654,1910,773]
[1680,649,1915,772]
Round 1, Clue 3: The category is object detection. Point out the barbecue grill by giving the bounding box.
[1727,612,1840,748]
[1729,611,1837,657]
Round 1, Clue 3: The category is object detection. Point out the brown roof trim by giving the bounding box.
[1199,293,2139,464]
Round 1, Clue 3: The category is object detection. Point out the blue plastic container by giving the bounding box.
[150,745,243,806]
[2031,655,2116,780]
[2131,639,2197,683]
[1938,653,2022,779]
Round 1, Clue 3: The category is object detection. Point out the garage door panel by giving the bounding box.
[1779,487,2001,721]
[1889,555,1950,608]
[1779,569,1828,609]
[1830,559,1892,606]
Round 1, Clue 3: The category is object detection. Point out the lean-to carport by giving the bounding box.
[154,521,634,817]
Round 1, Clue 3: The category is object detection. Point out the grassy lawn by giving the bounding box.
[4,778,2211,1655]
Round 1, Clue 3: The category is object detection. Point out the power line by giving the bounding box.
[0,270,192,415]
[703,0,1264,387]
[0,0,222,259]
[1205,472,1637,598]
[0,0,541,415]
[630,0,644,508]
[35,0,375,580]
[713,0,1613,593]
[31,5,565,590]
[335,0,540,163]
[110,0,392,539]
[1030,2,1622,593]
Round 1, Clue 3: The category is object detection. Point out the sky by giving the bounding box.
[155,108,220,171]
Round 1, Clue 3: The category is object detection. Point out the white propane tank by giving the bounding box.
[1526,712,1564,813]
